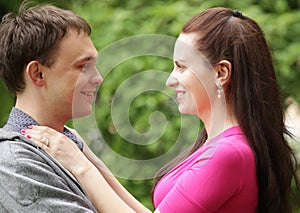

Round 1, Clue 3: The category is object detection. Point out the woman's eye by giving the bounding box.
[175,63,185,72]
[177,65,184,72]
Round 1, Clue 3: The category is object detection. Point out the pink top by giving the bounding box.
[153,126,258,213]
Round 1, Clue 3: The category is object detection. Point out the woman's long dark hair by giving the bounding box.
[152,7,298,212]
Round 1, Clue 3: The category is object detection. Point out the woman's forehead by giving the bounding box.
[174,33,212,71]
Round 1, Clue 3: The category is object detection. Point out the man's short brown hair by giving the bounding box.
[0,1,91,94]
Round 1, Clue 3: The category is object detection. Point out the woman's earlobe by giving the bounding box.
[215,60,232,86]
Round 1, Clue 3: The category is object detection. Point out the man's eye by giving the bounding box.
[79,64,87,69]
[80,63,91,72]
[83,64,90,70]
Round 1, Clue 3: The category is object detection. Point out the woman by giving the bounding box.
[23,7,298,213]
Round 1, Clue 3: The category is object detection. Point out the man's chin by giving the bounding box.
[72,108,93,119]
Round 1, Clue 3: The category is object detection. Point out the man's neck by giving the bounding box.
[15,98,66,132]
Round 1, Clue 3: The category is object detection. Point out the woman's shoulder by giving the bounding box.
[197,128,255,170]
[206,126,253,156]
[206,135,255,176]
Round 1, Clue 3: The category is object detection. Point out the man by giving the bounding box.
[0,2,102,212]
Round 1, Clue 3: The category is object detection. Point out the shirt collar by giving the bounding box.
[3,107,83,151]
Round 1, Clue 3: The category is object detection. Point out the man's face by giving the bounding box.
[44,29,102,120]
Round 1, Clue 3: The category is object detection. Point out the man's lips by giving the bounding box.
[81,91,96,97]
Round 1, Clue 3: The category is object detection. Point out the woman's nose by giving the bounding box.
[166,72,178,88]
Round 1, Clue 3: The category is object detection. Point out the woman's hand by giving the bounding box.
[22,126,92,176]
[22,126,151,213]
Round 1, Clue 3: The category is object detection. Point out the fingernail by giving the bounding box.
[26,134,32,139]
[21,129,26,134]
[28,125,33,129]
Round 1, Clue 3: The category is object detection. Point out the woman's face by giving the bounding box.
[166,33,215,118]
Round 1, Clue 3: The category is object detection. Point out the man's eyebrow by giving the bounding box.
[75,55,98,64]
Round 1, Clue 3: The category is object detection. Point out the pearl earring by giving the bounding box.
[216,80,223,99]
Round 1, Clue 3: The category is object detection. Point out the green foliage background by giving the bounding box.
[0,0,299,211]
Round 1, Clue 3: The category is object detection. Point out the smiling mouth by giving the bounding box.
[81,91,94,97]
[176,91,186,100]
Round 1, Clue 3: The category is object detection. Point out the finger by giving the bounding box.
[25,127,57,146]
[26,126,63,145]
[26,134,51,152]
[27,125,52,135]
[25,132,51,148]
[33,125,60,135]
[41,136,49,146]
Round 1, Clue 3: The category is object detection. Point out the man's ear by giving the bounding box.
[25,61,45,87]
[214,60,232,86]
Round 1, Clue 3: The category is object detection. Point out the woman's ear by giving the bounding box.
[214,60,232,86]
[25,61,45,87]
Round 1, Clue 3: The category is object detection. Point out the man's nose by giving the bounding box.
[91,70,103,86]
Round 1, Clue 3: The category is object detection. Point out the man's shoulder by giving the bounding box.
[0,128,22,141]
[0,128,39,162]
[0,129,96,212]
[0,128,50,169]
[0,128,29,149]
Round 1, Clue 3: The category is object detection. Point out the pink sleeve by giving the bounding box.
[156,143,249,213]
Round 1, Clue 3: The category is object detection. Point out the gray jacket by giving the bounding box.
[0,129,98,213]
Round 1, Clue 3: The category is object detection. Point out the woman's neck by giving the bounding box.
[200,100,238,141]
